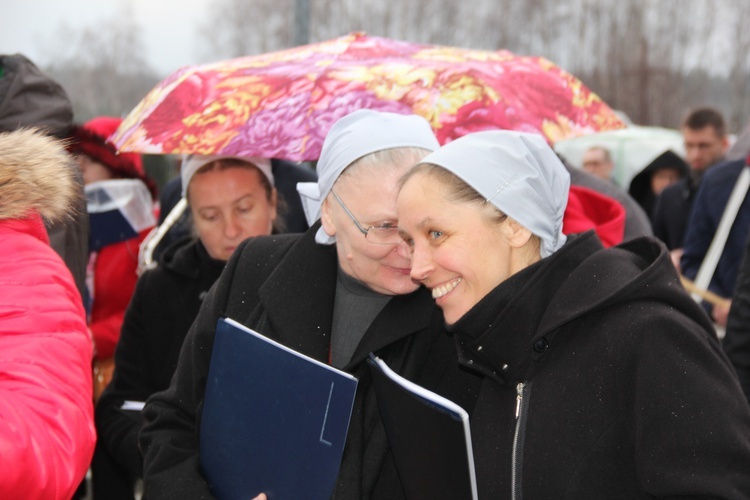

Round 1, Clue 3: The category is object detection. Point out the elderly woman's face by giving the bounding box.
[188,166,276,261]
[321,163,417,296]
[398,171,517,324]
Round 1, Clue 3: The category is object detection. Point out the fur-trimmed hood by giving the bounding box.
[0,128,79,223]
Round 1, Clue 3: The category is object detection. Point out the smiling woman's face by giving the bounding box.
[397,170,520,324]
[321,159,418,296]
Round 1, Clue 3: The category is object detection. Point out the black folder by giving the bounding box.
[368,354,478,500]
[200,318,358,499]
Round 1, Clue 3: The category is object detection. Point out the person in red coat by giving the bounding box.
[0,128,96,499]
[67,116,157,389]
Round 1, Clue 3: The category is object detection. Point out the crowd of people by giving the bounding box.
[2,50,750,500]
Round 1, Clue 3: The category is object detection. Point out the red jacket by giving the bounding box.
[89,230,150,360]
[0,214,96,499]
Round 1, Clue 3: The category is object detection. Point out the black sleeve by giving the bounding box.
[724,232,750,403]
[95,270,160,477]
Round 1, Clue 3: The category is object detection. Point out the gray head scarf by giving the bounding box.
[418,130,570,257]
[297,109,440,245]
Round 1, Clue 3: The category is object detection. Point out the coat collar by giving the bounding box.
[451,232,681,384]
[451,232,604,383]
[0,211,49,245]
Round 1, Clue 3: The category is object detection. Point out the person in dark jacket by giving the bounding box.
[397,130,750,498]
[651,108,729,266]
[94,155,279,499]
[628,149,688,218]
[680,156,750,327]
[138,110,481,499]
[725,231,750,403]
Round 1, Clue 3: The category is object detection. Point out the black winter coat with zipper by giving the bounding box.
[451,231,750,499]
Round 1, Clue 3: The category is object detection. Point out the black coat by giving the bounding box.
[453,231,750,498]
[725,232,750,403]
[96,238,225,477]
[651,176,698,250]
[139,224,480,499]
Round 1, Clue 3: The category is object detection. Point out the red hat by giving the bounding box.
[69,116,157,196]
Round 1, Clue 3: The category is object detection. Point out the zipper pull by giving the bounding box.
[515,382,525,418]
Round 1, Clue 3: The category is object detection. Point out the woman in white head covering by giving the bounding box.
[94,154,279,498]
[396,129,750,498]
[297,108,440,295]
[139,110,481,499]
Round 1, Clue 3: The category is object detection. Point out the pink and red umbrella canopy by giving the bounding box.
[112,32,625,161]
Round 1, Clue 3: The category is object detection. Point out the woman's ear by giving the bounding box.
[320,196,337,237]
[503,218,534,249]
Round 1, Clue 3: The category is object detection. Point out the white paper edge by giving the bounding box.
[222,317,357,382]
[121,400,146,411]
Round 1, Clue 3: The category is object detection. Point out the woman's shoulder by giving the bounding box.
[232,232,306,271]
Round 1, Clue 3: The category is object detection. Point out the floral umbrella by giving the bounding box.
[111,32,625,161]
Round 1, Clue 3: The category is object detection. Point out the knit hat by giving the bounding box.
[296,109,440,245]
[417,130,570,258]
[180,154,274,197]
[68,116,156,197]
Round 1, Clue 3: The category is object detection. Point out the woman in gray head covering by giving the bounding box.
[396,129,750,498]
[296,108,440,296]
[93,153,279,498]
[139,109,481,499]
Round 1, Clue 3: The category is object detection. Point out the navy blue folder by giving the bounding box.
[200,318,358,500]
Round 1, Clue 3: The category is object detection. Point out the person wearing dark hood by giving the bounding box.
[0,53,89,301]
[628,149,689,219]
[397,130,750,498]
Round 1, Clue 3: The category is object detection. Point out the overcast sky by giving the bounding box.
[1,0,213,75]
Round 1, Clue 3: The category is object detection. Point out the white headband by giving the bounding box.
[296,109,440,245]
[418,130,570,258]
[181,154,274,196]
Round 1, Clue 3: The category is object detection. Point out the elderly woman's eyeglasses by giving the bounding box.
[330,190,403,245]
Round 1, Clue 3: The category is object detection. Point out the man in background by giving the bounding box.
[581,145,615,181]
[651,107,729,268]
